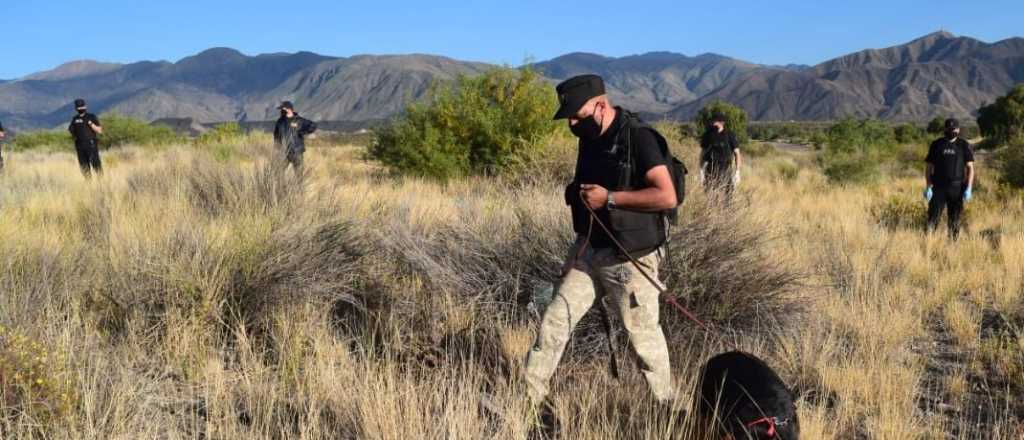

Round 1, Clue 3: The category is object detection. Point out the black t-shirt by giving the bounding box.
[573,108,670,248]
[926,137,973,185]
[69,113,101,142]
[700,129,738,173]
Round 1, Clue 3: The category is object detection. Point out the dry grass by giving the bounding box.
[0,135,1021,439]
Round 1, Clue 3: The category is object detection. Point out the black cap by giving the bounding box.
[74,99,87,109]
[711,112,728,122]
[277,101,295,110]
[944,118,960,130]
[553,74,606,120]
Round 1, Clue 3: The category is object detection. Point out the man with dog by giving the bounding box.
[524,74,679,409]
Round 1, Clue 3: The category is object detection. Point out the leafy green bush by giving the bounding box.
[195,122,244,147]
[996,141,1024,188]
[9,130,71,151]
[820,118,899,183]
[977,85,1024,148]
[927,117,946,135]
[99,113,184,147]
[821,153,880,183]
[370,67,559,180]
[693,101,749,143]
[894,123,926,144]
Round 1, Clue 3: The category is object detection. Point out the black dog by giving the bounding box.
[693,351,800,439]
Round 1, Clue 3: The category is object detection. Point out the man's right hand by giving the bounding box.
[924,186,933,202]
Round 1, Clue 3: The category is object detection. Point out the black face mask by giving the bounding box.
[945,130,958,139]
[570,115,602,140]
[281,110,289,118]
[77,109,86,115]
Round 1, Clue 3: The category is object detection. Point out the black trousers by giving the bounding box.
[927,182,964,238]
[705,169,735,201]
[75,140,103,177]
[286,150,304,172]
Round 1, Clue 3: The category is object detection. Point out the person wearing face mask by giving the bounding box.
[699,112,741,200]
[0,119,6,172]
[924,118,975,239]
[524,74,679,411]
[68,99,104,178]
[273,101,317,172]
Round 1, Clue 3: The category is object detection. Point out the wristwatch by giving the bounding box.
[607,192,617,211]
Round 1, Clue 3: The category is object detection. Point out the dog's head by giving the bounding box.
[693,351,800,440]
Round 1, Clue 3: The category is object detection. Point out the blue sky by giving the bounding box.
[1,0,1022,79]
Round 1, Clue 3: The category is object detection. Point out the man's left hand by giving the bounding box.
[964,186,973,202]
[580,184,609,209]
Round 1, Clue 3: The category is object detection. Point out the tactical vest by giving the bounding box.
[567,111,687,255]
[702,131,735,174]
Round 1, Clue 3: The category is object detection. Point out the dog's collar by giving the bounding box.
[746,416,789,437]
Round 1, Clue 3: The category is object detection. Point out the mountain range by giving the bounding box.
[1,31,1021,131]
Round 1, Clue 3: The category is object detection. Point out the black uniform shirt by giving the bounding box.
[69,113,101,142]
[573,107,669,248]
[926,137,973,185]
[700,129,738,174]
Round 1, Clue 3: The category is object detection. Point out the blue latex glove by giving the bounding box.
[964,186,973,202]
[924,186,933,202]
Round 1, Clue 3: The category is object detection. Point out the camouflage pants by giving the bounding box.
[525,238,675,404]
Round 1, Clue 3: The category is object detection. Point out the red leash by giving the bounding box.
[746,416,787,437]
[580,192,713,334]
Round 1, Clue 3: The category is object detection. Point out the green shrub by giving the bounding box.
[821,153,880,183]
[693,101,749,143]
[894,123,926,144]
[195,122,244,147]
[871,194,926,230]
[370,67,559,180]
[825,118,896,155]
[996,141,1024,188]
[9,130,71,152]
[820,118,900,183]
[98,113,184,147]
[977,85,1024,148]
[927,117,946,135]
[0,325,76,424]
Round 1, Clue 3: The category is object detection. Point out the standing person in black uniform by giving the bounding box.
[68,99,104,178]
[273,101,317,172]
[925,118,975,239]
[699,112,742,200]
[0,119,6,172]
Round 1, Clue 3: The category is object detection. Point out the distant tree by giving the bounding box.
[926,117,946,134]
[371,66,558,180]
[977,85,1024,147]
[693,101,749,143]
